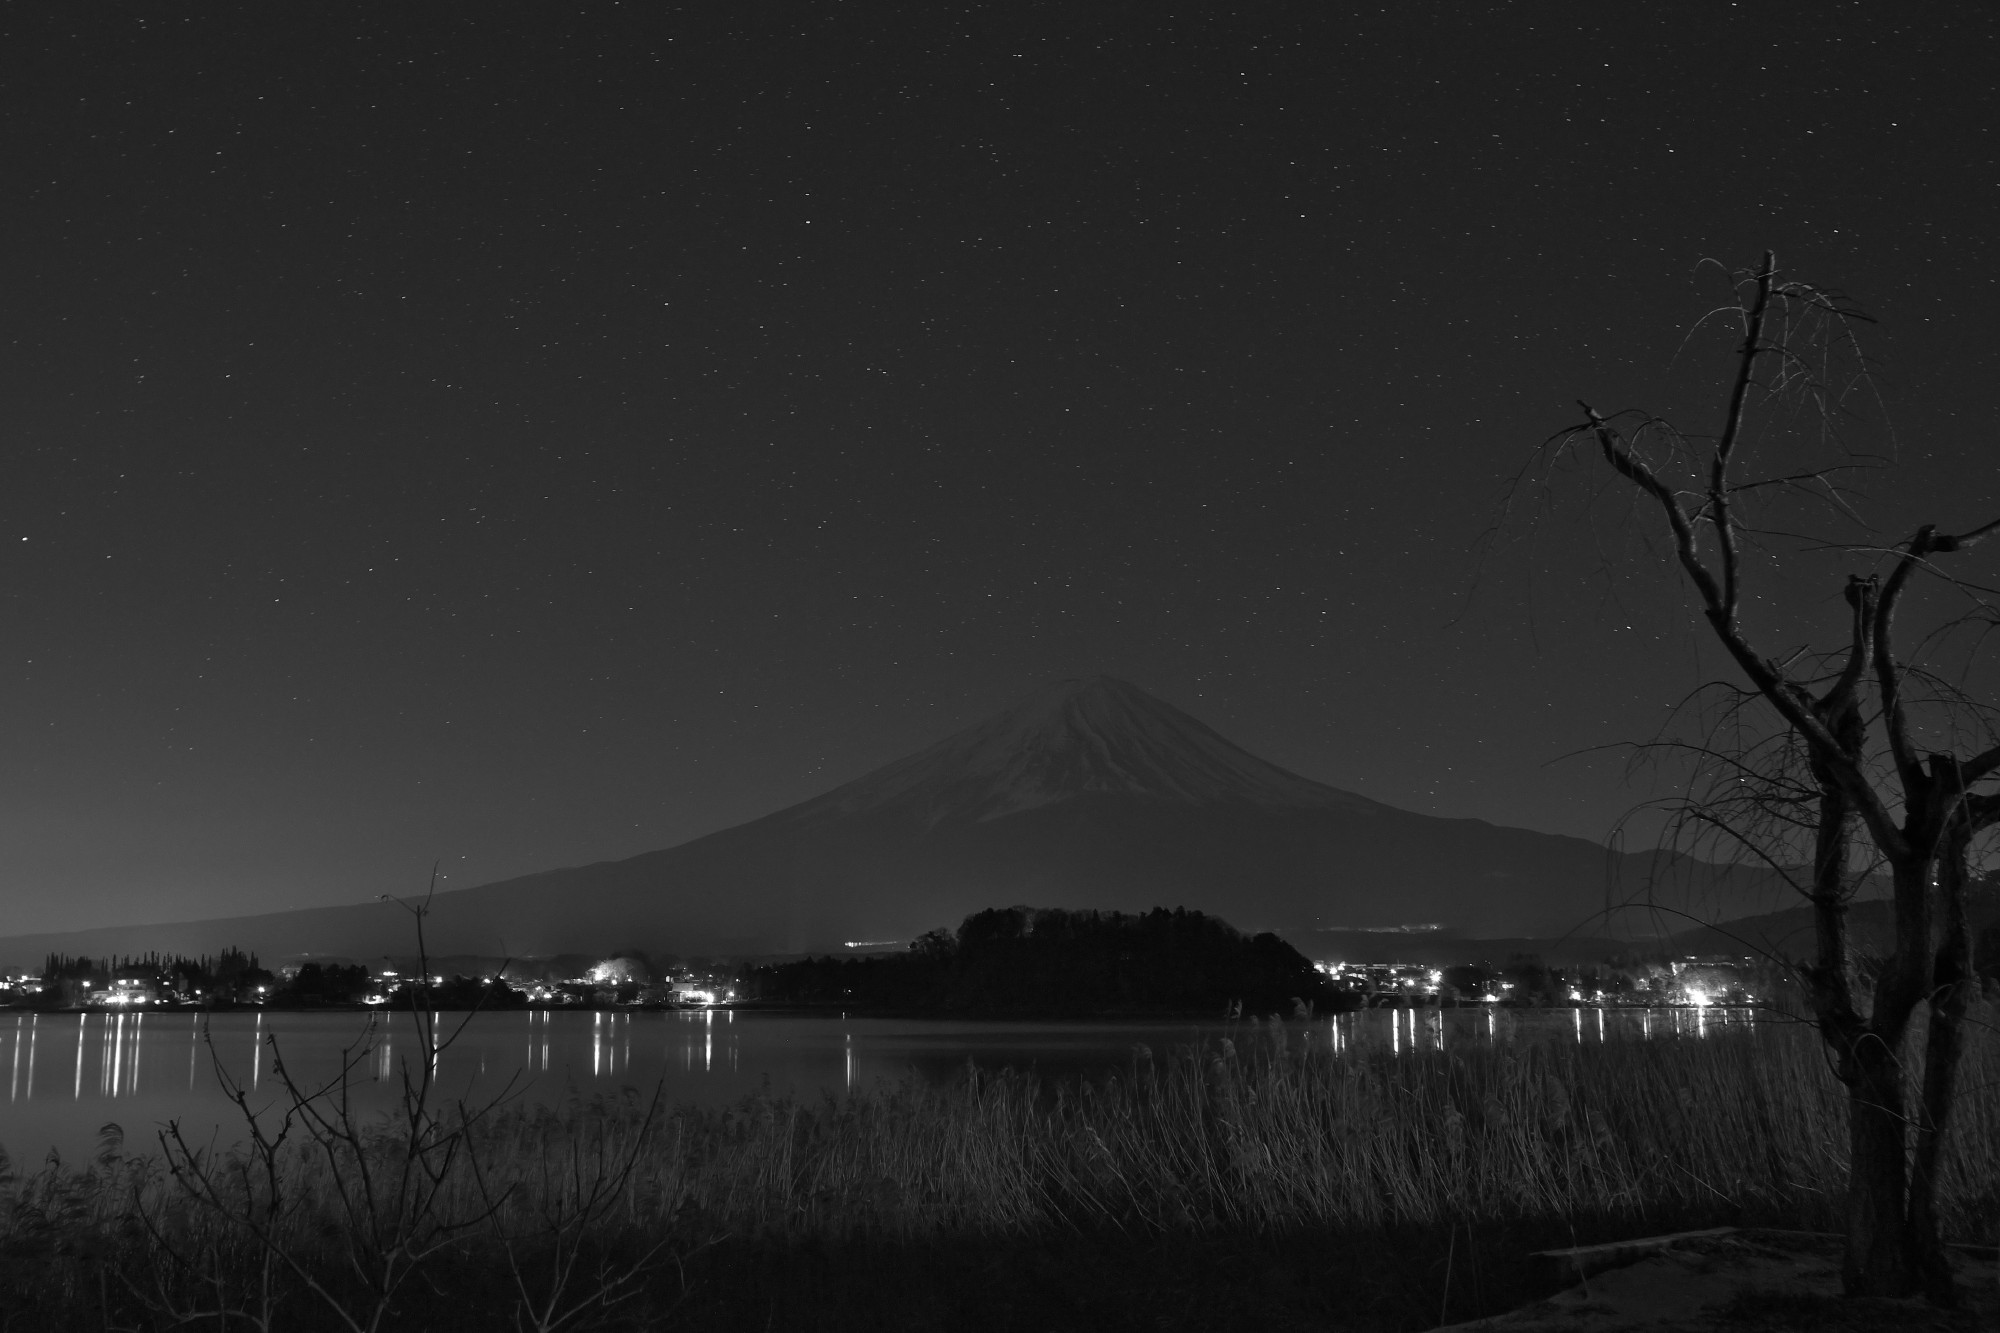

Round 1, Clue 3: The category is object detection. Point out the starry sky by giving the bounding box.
[5,2,1998,935]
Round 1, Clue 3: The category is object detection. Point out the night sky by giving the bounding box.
[6,2,1998,936]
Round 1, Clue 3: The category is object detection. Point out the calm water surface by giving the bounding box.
[0,1004,1755,1165]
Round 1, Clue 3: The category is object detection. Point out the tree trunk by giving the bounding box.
[1844,1036,1916,1296]
[1905,839,1972,1306]
[1906,988,1967,1304]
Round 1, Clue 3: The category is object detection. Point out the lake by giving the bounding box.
[0,1003,1755,1166]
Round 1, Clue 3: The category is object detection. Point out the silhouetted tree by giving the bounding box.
[276,962,372,1006]
[1441,962,1491,1001]
[1501,954,1557,1006]
[1549,253,2000,1302]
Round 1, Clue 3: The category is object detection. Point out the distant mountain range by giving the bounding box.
[0,676,1795,967]
[1664,890,2000,962]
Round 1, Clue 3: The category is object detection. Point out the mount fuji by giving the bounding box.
[0,677,1783,964]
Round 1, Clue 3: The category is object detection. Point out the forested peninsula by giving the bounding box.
[742,906,1345,1017]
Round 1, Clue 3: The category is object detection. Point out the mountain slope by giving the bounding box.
[781,676,1383,827]
[1667,887,2000,960]
[0,677,1792,965]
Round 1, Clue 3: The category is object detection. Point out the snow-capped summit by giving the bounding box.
[792,675,1383,827]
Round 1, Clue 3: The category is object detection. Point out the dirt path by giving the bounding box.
[1433,1229,1999,1332]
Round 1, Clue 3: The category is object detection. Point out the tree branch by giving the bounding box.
[1874,526,1938,795]
[1579,402,1901,854]
[1710,251,1777,623]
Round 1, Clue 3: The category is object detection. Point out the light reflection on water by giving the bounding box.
[0,1004,1758,1164]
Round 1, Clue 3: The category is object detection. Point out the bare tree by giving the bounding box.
[1550,253,1999,1303]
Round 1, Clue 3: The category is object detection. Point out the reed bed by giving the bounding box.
[481,1010,1993,1240]
[570,1009,1995,1241]
[2,1006,1997,1330]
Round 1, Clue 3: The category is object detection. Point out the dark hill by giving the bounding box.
[746,906,1342,1017]
[0,677,1790,966]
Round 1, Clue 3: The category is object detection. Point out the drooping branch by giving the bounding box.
[1580,405,1726,613]
[1964,741,2000,786]
[1578,404,1900,855]
[1709,251,1777,624]
[1962,790,2000,838]
[1871,519,2000,799]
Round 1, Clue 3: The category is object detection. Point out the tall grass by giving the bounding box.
[3,1007,1996,1329]
[562,1009,1996,1241]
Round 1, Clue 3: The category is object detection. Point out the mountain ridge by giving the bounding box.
[0,676,1793,965]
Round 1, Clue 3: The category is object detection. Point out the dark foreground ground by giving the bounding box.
[472,1225,2000,1332]
[0,1218,1643,1333]
[666,1225,1560,1332]
[7,1213,1994,1331]
[661,1227,1996,1333]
